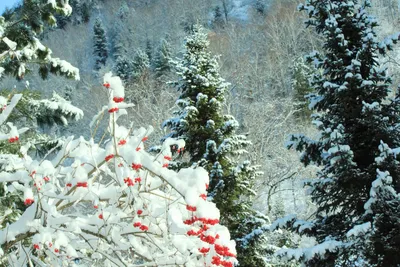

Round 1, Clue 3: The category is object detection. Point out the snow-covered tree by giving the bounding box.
[132,49,150,80]
[0,73,237,267]
[292,57,313,121]
[154,38,172,79]
[0,0,79,80]
[162,25,267,267]
[280,1,400,265]
[113,55,134,82]
[0,89,83,227]
[0,0,81,231]
[146,39,153,64]
[93,17,108,70]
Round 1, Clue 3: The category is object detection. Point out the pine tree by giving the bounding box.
[117,1,129,19]
[0,0,79,80]
[132,49,150,80]
[145,39,153,63]
[162,25,268,267]
[112,30,128,60]
[213,6,225,27]
[113,55,133,81]
[254,0,267,15]
[93,17,108,70]
[153,38,172,79]
[280,1,400,266]
[292,57,313,121]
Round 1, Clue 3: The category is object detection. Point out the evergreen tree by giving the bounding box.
[132,49,150,80]
[213,6,225,27]
[145,39,153,63]
[112,30,128,60]
[93,17,108,70]
[153,38,172,79]
[292,57,313,121]
[162,25,268,267]
[280,1,400,266]
[0,0,81,235]
[254,0,267,15]
[113,55,133,81]
[0,0,79,80]
[117,1,129,19]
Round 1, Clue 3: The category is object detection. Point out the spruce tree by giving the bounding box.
[153,38,172,79]
[280,1,400,266]
[292,57,313,121]
[163,25,268,267]
[113,55,133,82]
[145,39,153,63]
[132,49,150,80]
[0,0,79,80]
[93,17,108,70]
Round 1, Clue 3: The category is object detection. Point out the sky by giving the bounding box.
[0,0,20,14]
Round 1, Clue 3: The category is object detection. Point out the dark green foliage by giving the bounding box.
[292,57,313,121]
[153,38,172,79]
[112,31,128,60]
[254,0,267,15]
[282,1,400,265]
[93,17,108,70]
[145,39,153,63]
[0,0,78,80]
[163,25,267,267]
[213,6,225,27]
[132,49,150,80]
[113,55,133,81]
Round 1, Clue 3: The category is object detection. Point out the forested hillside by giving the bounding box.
[0,0,400,266]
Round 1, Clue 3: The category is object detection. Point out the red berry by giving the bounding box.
[108,107,119,113]
[8,136,19,143]
[139,225,149,231]
[33,244,40,250]
[103,82,110,88]
[54,248,59,253]
[99,214,103,219]
[118,139,127,145]
[186,205,197,212]
[132,163,142,171]
[24,198,34,206]
[133,222,141,227]
[105,154,114,162]
[77,182,88,187]
[198,247,210,254]
[113,97,124,103]
[137,210,143,215]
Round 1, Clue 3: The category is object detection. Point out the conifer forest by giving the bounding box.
[1,0,400,266]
